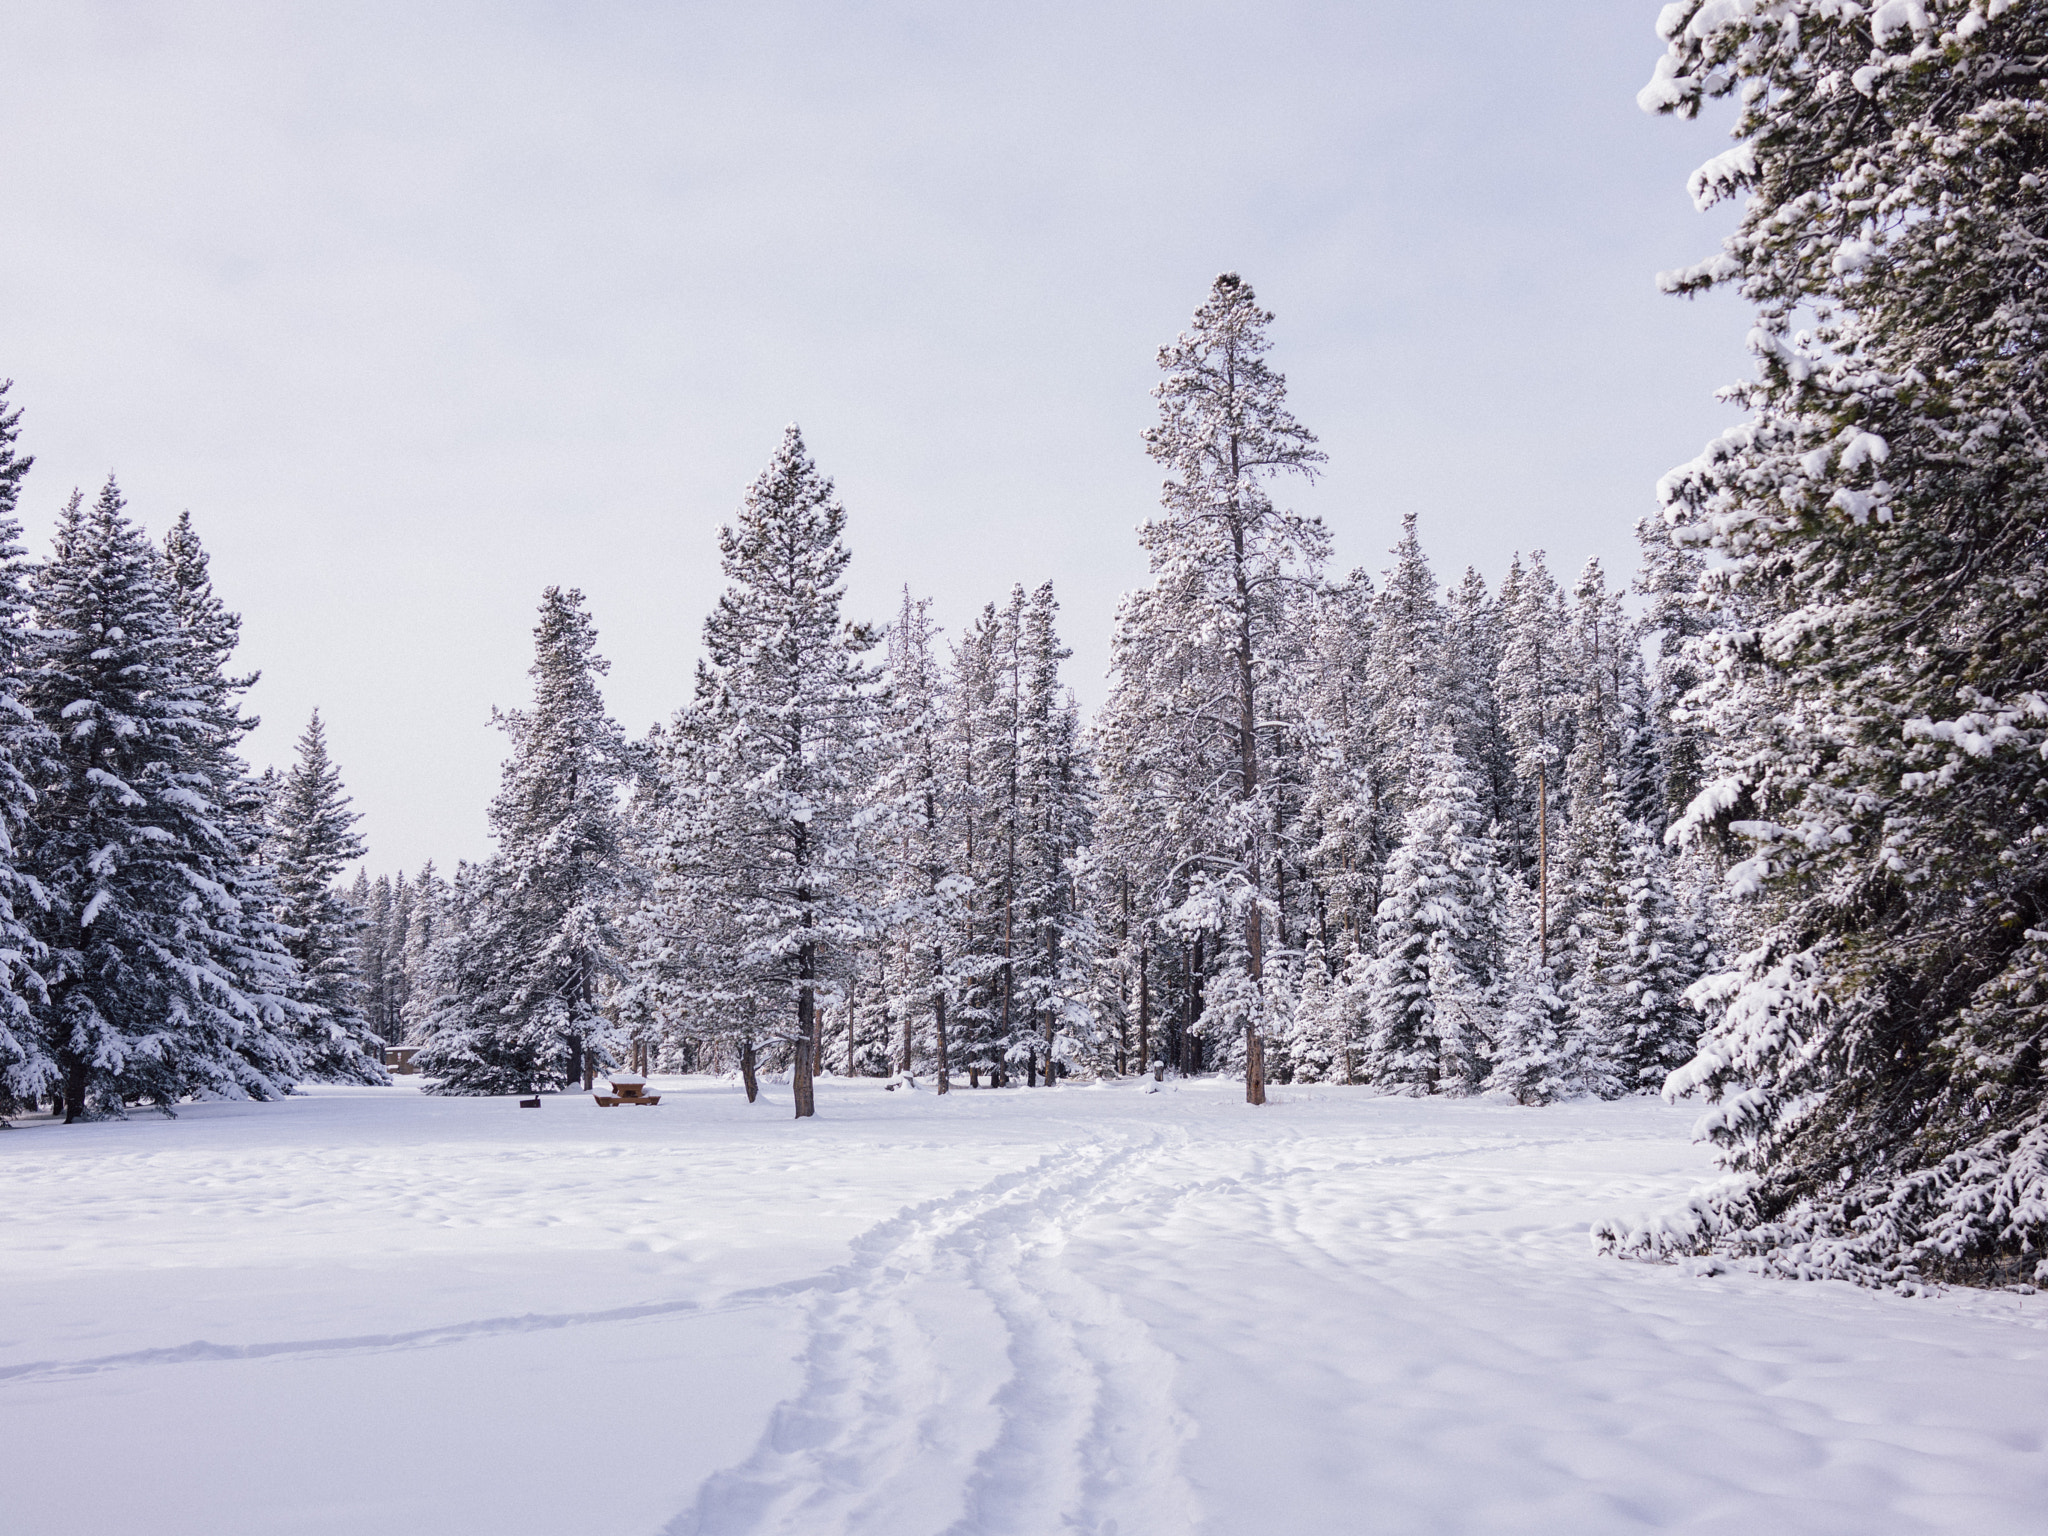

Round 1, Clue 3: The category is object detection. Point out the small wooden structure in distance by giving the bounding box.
[595,1072,660,1108]
[384,1045,422,1075]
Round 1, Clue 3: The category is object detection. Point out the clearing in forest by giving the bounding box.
[3,1078,2044,1535]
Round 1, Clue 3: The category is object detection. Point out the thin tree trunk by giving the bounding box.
[795,931,818,1119]
[1537,764,1549,964]
[1138,939,1154,1081]
[933,948,950,1094]
[1232,506,1267,1108]
[741,1039,759,1103]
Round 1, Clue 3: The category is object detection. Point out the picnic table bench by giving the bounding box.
[595,1073,660,1107]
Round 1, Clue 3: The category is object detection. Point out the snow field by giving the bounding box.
[3,1078,2045,1535]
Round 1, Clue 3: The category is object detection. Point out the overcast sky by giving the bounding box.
[0,1,1745,876]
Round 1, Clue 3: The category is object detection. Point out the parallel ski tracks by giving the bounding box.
[669,1128,1198,1536]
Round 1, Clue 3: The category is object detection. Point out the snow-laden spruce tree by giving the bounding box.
[1600,0,2048,1285]
[1614,823,1709,1093]
[665,428,878,1118]
[159,514,340,1088]
[1364,727,1502,1093]
[420,588,633,1095]
[25,482,304,1118]
[872,588,963,1092]
[1140,272,1326,1104]
[1444,566,1516,845]
[268,711,384,1081]
[396,859,445,1043]
[1496,551,1572,961]
[0,382,51,1117]
[1366,514,1446,821]
[1556,771,1636,1100]
[1486,878,1572,1104]
[1292,572,1387,954]
[1009,583,1096,1084]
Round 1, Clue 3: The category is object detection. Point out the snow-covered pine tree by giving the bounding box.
[1141,272,1327,1105]
[1496,551,1572,961]
[268,711,383,1081]
[873,588,963,1092]
[1011,582,1095,1084]
[382,870,413,1044]
[397,859,444,1044]
[1601,0,2048,1284]
[1556,772,1634,1100]
[1486,877,1572,1105]
[1294,571,1387,959]
[0,381,51,1118]
[1366,514,1447,822]
[666,429,879,1118]
[409,859,502,1080]
[420,588,634,1095]
[1634,513,1713,833]
[1613,822,1707,1093]
[1363,727,1501,1093]
[1284,935,1338,1083]
[25,482,303,1118]
[942,599,1012,1086]
[1092,581,1219,1080]
[1444,566,1515,846]
[354,872,390,1042]
[159,513,335,1089]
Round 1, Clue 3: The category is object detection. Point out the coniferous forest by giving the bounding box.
[7,3,2048,1301]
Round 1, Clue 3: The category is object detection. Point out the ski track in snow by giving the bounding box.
[0,1294,767,1386]
[673,1130,1199,1536]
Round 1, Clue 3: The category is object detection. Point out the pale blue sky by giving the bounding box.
[0,1,1744,873]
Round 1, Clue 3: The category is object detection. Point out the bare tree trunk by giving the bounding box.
[741,1039,759,1103]
[62,1055,87,1124]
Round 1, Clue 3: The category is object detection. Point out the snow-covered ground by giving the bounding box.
[4,1078,2044,1535]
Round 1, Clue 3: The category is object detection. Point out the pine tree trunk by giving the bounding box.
[62,1056,88,1125]
[741,1039,759,1103]
[933,949,950,1095]
[795,940,818,1119]
[1233,513,1268,1109]
[1537,765,1549,964]
[1139,940,1155,1081]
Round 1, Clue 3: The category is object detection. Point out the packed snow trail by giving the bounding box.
[4,1078,2046,1535]
[674,1130,1198,1536]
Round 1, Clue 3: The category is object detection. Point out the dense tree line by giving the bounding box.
[0,382,386,1121]
[383,277,1717,1129]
